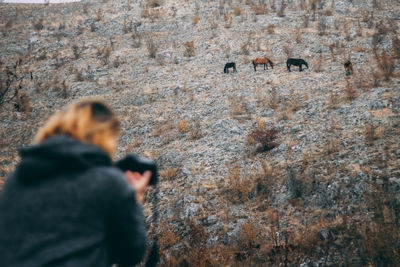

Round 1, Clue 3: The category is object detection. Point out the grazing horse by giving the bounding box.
[344,60,353,75]
[252,57,274,71]
[224,62,237,73]
[286,58,309,72]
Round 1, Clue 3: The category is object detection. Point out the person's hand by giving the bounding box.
[124,171,151,204]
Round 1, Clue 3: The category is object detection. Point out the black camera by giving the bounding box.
[116,154,158,186]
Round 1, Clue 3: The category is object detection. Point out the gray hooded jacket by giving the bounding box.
[0,135,146,267]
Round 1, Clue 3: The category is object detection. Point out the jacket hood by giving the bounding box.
[16,135,112,183]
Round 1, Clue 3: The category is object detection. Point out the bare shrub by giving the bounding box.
[184,41,195,57]
[344,79,357,101]
[375,51,395,81]
[295,28,302,43]
[329,43,336,61]
[224,13,232,28]
[188,118,202,141]
[251,3,268,15]
[364,124,384,144]
[317,16,327,36]
[225,164,252,204]
[240,41,250,55]
[233,5,243,16]
[303,14,310,28]
[131,30,142,48]
[267,24,275,34]
[32,19,44,31]
[94,9,102,22]
[327,89,339,109]
[146,0,161,8]
[14,90,31,114]
[393,37,400,59]
[146,37,158,58]
[192,13,200,25]
[314,51,324,72]
[276,1,286,17]
[283,45,292,58]
[230,96,246,115]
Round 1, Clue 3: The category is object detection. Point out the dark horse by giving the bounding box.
[252,57,274,71]
[224,62,237,73]
[287,58,308,72]
[344,60,353,75]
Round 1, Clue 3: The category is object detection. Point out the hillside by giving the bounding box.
[1,0,400,265]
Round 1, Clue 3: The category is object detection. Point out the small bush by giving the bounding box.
[184,41,195,57]
[248,129,279,152]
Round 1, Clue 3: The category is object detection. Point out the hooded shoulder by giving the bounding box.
[15,135,113,183]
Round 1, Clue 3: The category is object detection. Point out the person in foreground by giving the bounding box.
[0,99,151,267]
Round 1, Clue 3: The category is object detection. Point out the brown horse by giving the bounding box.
[344,60,353,75]
[252,57,274,71]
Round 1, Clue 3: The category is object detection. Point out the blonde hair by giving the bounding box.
[34,99,121,156]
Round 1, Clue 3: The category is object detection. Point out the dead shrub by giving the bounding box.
[283,45,292,58]
[251,4,268,15]
[146,37,158,58]
[295,28,302,43]
[317,16,327,36]
[32,19,44,31]
[344,79,357,101]
[276,1,286,17]
[177,119,189,133]
[94,9,102,22]
[224,13,232,28]
[230,96,246,116]
[184,41,195,57]
[267,24,275,34]
[364,124,384,144]
[192,13,200,25]
[146,0,161,8]
[225,164,252,204]
[375,51,396,81]
[327,89,339,109]
[14,90,31,114]
[159,167,180,181]
[233,5,243,16]
[240,41,250,55]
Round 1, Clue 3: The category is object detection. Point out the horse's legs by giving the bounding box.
[287,63,291,72]
[253,63,257,71]
[233,66,237,72]
[299,64,303,72]
[264,64,267,70]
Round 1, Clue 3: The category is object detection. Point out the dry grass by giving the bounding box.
[159,167,180,181]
